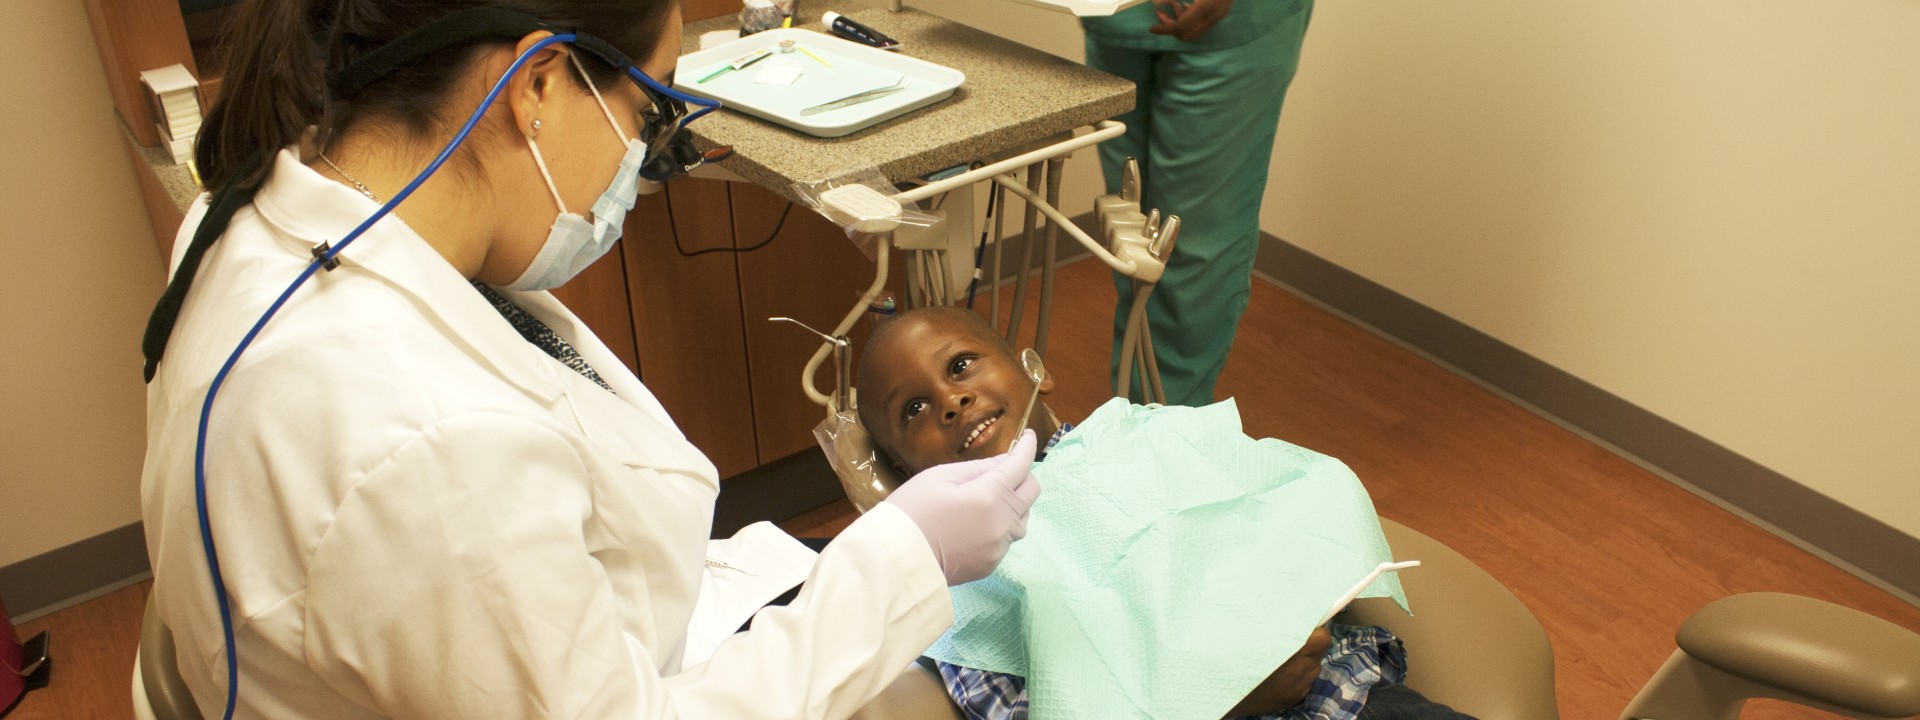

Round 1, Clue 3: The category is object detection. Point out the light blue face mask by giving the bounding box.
[507,58,651,292]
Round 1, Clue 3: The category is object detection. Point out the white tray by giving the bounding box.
[1000,0,1144,16]
[674,28,965,138]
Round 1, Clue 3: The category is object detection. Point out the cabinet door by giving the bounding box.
[550,243,639,374]
[732,184,905,463]
[556,180,914,477]
[623,179,761,478]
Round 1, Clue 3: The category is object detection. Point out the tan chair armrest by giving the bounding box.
[1338,519,1558,720]
[1673,592,1920,719]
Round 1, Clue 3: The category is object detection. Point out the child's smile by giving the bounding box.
[960,412,1004,453]
[856,308,1057,475]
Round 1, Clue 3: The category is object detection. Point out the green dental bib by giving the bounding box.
[925,398,1409,720]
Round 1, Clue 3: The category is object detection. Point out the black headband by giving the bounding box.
[328,6,639,100]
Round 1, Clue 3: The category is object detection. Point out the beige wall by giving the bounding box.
[0,0,164,567]
[1267,0,1920,538]
[920,0,1920,540]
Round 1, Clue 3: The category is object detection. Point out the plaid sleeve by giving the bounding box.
[936,624,1405,720]
[937,661,1029,720]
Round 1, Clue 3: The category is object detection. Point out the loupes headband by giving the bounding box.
[328,6,730,182]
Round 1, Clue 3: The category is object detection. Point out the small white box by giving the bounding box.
[140,64,203,164]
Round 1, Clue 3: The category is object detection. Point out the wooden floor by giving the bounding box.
[14,257,1917,719]
[10,579,146,720]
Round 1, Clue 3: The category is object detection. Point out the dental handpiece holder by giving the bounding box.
[796,173,948,262]
[819,184,905,235]
[792,121,1158,409]
[1109,226,1165,283]
[1094,159,1179,284]
[771,316,904,512]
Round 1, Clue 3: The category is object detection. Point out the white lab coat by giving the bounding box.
[141,149,951,719]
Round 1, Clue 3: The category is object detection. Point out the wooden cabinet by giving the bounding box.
[555,177,900,479]
[81,0,199,149]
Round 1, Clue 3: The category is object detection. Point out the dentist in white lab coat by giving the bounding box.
[138,2,1040,718]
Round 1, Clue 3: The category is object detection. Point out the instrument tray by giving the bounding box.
[675,28,965,138]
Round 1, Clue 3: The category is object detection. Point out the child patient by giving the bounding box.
[856,307,1474,720]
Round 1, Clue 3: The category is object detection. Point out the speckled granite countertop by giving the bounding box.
[141,124,204,214]
[681,1,1135,201]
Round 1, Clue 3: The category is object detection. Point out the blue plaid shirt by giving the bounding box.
[937,624,1407,720]
[936,425,1410,720]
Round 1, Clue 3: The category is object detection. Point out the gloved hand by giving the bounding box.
[884,429,1043,585]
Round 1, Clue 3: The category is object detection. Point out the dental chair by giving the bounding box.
[814,409,1920,720]
[777,153,1920,719]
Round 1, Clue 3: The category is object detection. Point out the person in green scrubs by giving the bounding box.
[1085,0,1313,406]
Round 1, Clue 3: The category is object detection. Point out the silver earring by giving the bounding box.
[531,119,543,132]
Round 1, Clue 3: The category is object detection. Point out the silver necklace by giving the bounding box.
[318,152,379,202]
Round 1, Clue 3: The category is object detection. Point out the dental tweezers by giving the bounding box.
[799,83,906,116]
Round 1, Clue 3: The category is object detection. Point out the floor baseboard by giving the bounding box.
[1253,234,1919,603]
[0,522,149,622]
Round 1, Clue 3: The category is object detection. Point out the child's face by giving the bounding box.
[862,314,1054,475]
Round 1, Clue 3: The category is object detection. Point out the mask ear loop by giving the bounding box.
[568,50,635,143]
[526,135,570,214]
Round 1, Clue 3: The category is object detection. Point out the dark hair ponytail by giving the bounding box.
[194,0,673,192]
[195,0,333,191]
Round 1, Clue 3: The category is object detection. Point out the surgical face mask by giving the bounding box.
[505,57,650,292]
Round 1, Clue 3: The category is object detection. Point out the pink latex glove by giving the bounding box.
[885,430,1043,585]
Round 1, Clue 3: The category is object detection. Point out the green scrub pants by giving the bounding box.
[1087,9,1312,406]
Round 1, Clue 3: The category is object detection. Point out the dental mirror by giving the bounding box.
[1011,348,1048,444]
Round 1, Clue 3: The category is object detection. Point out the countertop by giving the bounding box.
[680,1,1135,200]
[139,124,203,215]
[143,2,1135,212]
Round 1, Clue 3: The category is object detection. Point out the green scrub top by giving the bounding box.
[1082,0,1307,52]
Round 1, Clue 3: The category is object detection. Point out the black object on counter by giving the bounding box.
[822,11,900,50]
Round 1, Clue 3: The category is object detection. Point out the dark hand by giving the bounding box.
[1223,625,1334,717]
[1149,0,1234,42]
